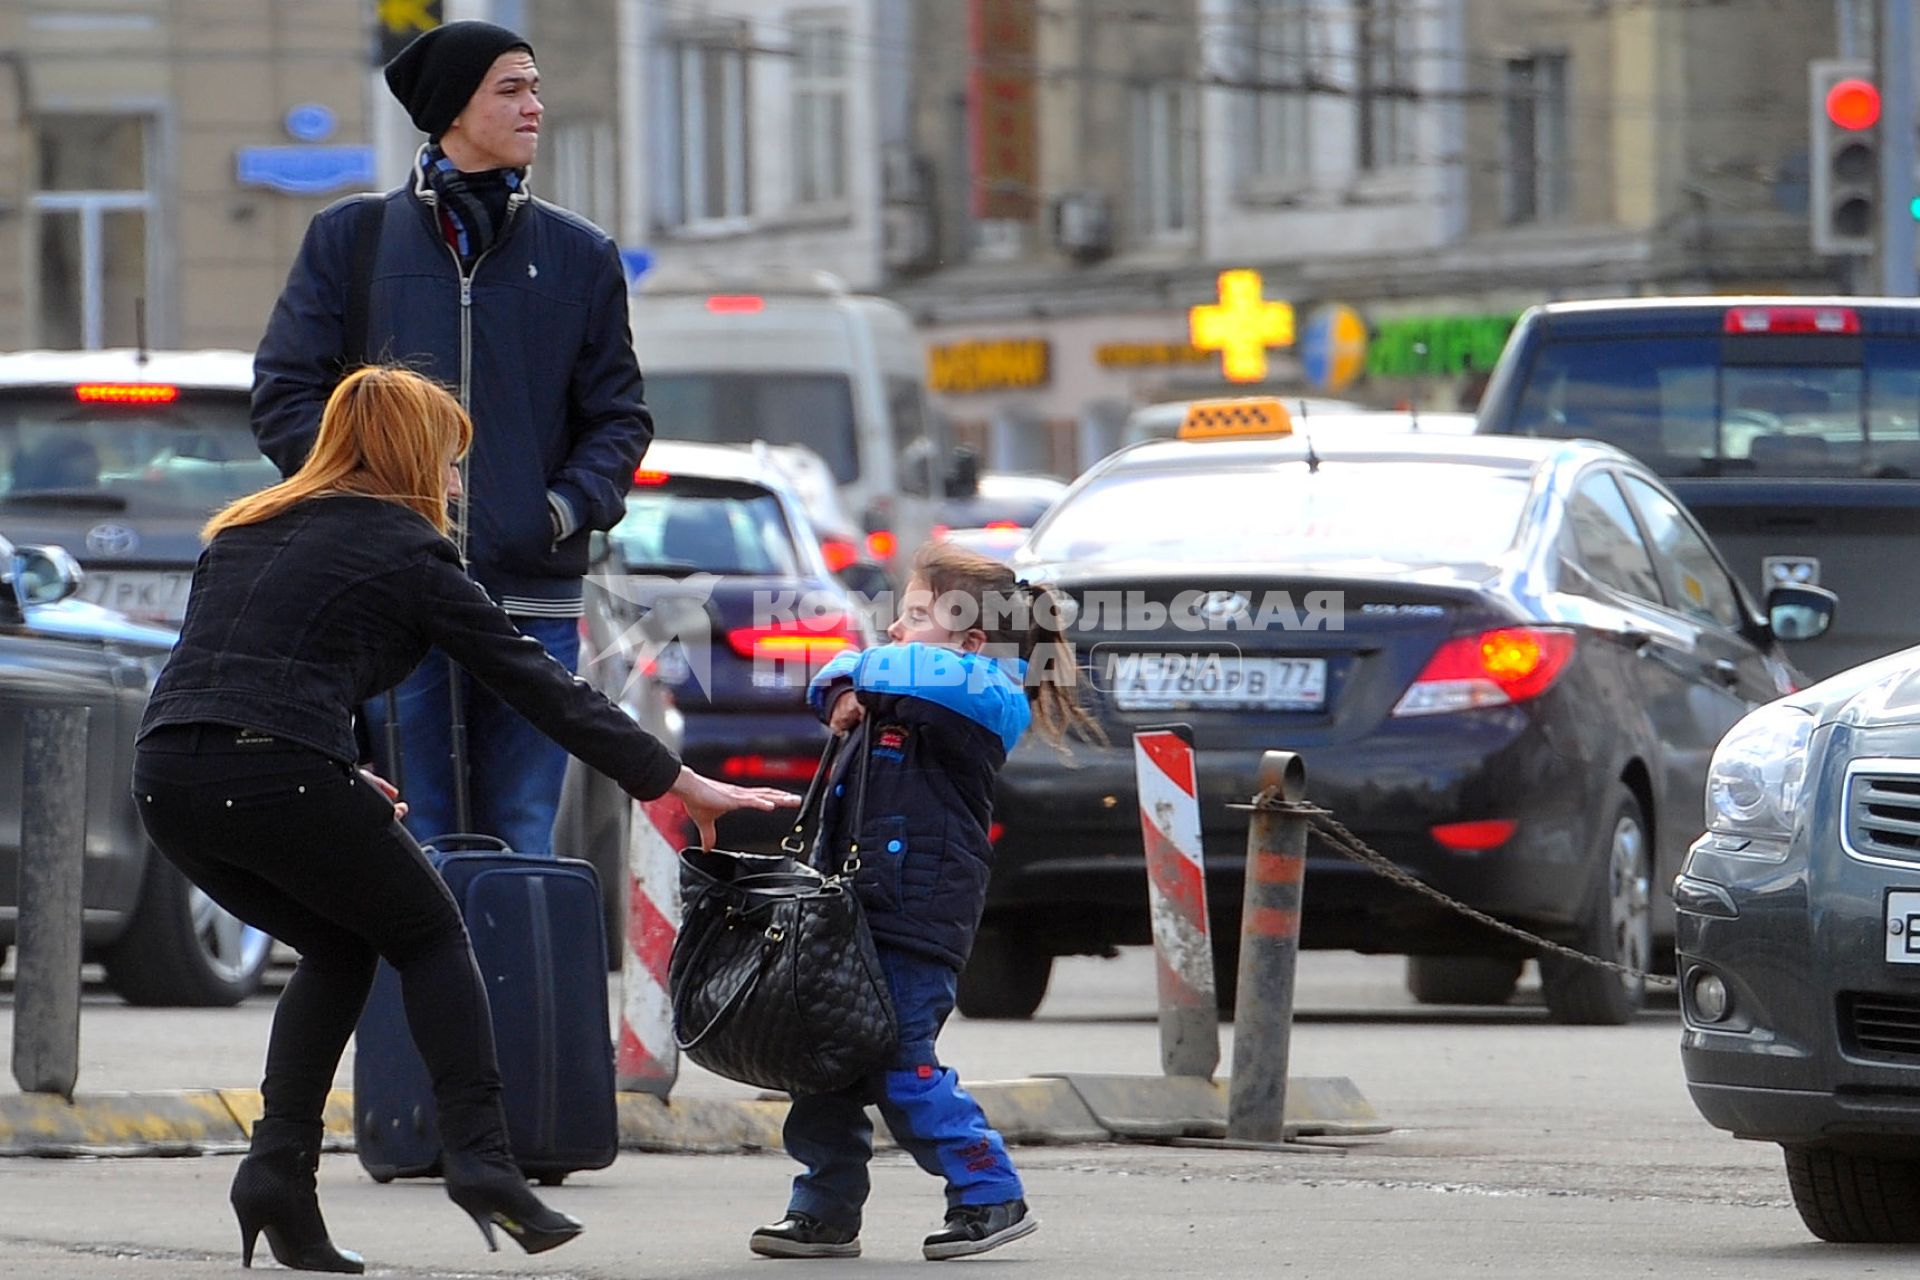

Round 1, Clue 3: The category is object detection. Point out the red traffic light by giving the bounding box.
[1826,78,1881,131]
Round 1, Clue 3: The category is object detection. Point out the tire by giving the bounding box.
[1540,785,1652,1026]
[956,924,1053,1020]
[103,851,272,1007]
[1784,1144,1920,1242]
[1406,955,1523,1006]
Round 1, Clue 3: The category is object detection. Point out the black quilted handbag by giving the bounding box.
[668,728,897,1095]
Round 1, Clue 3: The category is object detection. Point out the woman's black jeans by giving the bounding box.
[133,724,506,1146]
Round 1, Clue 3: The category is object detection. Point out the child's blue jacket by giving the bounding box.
[807,643,1030,969]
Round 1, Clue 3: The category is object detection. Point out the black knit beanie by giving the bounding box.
[384,21,534,139]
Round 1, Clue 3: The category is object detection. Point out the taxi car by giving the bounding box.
[1679,646,1920,1242]
[974,398,1832,1023]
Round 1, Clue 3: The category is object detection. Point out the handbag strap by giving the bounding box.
[779,718,874,878]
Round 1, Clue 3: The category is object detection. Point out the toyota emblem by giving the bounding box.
[1197,589,1251,621]
[86,523,139,555]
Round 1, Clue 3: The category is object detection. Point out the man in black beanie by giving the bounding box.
[252,20,653,865]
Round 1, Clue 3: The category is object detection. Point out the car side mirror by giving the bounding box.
[1766,583,1837,642]
[943,447,981,499]
[9,545,84,614]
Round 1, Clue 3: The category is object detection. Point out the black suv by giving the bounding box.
[1477,297,1920,680]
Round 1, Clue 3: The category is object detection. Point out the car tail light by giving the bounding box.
[706,295,765,314]
[866,530,897,561]
[931,524,951,541]
[77,383,178,404]
[726,612,861,663]
[633,468,670,485]
[984,520,1021,531]
[820,536,859,573]
[988,821,1004,846]
[1724,306,1859,335]
[720,754,819,782]
[1392,627,1576,717]
[1431,819,1517,851]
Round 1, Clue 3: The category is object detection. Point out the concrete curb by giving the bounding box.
[0,1075,1384,1158]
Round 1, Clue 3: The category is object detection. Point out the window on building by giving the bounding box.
[33,114,153,349]
[662,30,752,226]
[790,15,849,208]
[1235,0,1312,181]
[1355,0,1416,172]
[547,119,616,232]
[1130,81,1194,240]
[1503,54,1569,225]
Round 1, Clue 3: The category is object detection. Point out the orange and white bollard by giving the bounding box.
[618,794,687,1096]
[1133,726,1220,1080]
[1226,750,1309,1143]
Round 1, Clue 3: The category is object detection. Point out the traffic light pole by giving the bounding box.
[1879,0,1916,295]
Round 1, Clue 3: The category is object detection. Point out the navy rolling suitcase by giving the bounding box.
[353,837,620,1185]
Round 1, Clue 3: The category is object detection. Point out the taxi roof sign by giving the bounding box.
[1177,397,1294,441]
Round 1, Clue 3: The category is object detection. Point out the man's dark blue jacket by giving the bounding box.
[807,644,1031,971]
[252,163,651,616]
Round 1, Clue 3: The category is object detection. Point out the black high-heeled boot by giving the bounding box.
[440,1150,583,1256]
[229,1118,365,1273]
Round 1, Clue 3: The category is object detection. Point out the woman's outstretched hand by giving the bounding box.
[668,766,802,850]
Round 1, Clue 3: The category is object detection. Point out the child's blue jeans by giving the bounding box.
[782,946,1024,1230]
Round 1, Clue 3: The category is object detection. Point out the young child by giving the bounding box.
[750,541,1098,1262]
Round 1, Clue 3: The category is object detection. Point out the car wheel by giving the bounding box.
[102,851,272,1007]
[1540,785,1652,1026]
[1405,955,1524,1006]
[956,924,1052,1020]
[1784,1144,1920,1242]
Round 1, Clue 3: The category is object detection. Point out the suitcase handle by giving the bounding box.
[422,832,513,854]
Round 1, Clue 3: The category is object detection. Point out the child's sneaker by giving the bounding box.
[922,1199,1038,1260]
[749,1212,862,1259]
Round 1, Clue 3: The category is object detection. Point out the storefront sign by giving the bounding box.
[928,339,1051,394]
[1367,313,1520,379]
[968,0,1038,220]
[236,146,377,196]
[1190,270,1295,383]
[1094,342,1214,369]
[1299,304,1369,393]
[376,0,442,65]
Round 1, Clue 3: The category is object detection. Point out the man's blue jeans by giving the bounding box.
[363,615,581,857]
[781,946,1024,1230]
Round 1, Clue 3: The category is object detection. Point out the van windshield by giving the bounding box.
[646,373,859,484]
[1507,337,1920,478]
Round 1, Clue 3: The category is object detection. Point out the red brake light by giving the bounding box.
[931,524,951,541]
[1393,627,1576,717]
[706,295,765,314]
[720,754,820,782]
[1431,819,1518,852]
[866,530,897,561]
[77,383,178,404]
[988,822,1004,846]
[633,468,671,485]
[726,612,860,664]
[1724,306,1860,335]
[820,537,858,573]
[983,520,1021,531]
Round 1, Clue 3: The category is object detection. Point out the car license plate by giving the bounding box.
[77,570,192,624]
[1106,651,1327,711]
[1888,891,1920,964]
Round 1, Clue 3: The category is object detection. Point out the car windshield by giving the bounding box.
[1028,462,1533,565]
[612,486,802,576]
[645,373,860,485]
[0,390,276,516]
[1507,336,1920,478]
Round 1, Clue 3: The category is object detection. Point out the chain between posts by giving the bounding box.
[1251,792,1677,990]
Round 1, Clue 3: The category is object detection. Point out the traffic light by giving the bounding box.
[1810,59,1878,256]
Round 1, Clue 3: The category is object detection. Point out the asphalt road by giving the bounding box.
[0,946,1840,1278]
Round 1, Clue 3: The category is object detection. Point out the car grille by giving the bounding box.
[1843,992,1920,1059]
[1847,772,1920,865]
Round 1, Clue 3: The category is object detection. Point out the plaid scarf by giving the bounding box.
[422,144,524,268]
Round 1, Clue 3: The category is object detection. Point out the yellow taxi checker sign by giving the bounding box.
[1178,397,1293,441]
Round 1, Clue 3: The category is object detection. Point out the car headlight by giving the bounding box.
[1704,704,1814,839]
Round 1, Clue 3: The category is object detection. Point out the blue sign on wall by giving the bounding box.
[619,248,653,288]
[284,104,337,143]
[236,146,377,196]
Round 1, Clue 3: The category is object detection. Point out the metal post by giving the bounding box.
[1880,0,1918,295]
[11,705,90,1099]
[1226,750,1308,1144]
[1133,727,1220,1080]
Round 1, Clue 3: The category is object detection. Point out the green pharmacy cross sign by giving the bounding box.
[1366,313,1520,380]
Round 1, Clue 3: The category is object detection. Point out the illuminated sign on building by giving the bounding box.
[1189,270,1295,383]
[1367,313,1521,379]
[1094,342,1215,369]
[928,339,1052,394]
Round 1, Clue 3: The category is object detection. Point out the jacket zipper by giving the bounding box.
[438,196,523,566]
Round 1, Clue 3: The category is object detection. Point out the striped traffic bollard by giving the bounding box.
[618,793,688,1096]
[1227,750,1309,1144]
[1133,726,1221,1080]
